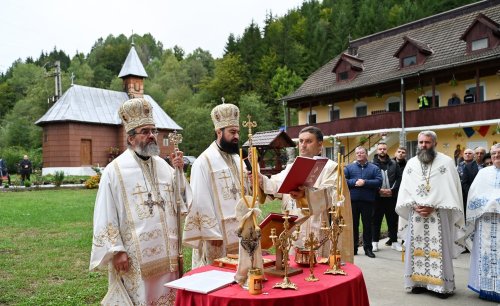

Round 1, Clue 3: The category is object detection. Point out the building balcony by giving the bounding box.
[286,98,500,138]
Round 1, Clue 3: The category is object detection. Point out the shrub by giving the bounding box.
[24,180,32,188]
[54,171,65,187]
[85,175,100,189]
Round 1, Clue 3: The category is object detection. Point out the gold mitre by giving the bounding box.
[211,100,239,130]
[119,98,155,133]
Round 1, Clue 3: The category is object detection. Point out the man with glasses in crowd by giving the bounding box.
[90,98,190,305]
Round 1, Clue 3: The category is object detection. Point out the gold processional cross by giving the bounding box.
[168,130,183,152]
[242,114,257,147]
[167,130,184,212]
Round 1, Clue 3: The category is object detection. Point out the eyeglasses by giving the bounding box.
[134,128,159,136]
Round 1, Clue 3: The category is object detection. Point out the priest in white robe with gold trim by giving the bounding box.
[257,126,354,262]
[183,102,251,268]
[90,98,190,306]
[465,143,500,302]
[396,130,465,299]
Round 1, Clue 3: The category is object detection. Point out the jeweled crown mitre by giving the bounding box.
[211,101,240,130]
[119,98,156,133]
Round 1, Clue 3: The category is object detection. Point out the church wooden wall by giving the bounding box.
[42,122,175,168]
[42,122,120,167]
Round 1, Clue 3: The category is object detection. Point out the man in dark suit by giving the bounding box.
[19,155,33,185]
[461,146,486,218]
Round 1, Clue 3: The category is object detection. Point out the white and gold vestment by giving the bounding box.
[183,142,249,268]
[90,149,189,305]
[396,152,465,294]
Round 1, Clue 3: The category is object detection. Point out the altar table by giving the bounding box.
[174,260,369,306]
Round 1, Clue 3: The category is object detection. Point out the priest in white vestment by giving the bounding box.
[257,126,354,262]
[396,131,465,299]
[183,102,252,268]
[90,98,190,306]
[465,143,500,302]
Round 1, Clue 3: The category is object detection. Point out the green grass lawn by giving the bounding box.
[0,189,386,305]
[0,189,105,305]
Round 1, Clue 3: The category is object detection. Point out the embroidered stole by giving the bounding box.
[409,209,445,286]
[113,155,178,279]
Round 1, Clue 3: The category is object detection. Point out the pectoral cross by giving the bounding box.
[144,193,156,215]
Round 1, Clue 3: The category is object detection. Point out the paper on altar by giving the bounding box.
[164,270,235,294]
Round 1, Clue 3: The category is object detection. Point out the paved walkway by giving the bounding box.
[354,238,496,306]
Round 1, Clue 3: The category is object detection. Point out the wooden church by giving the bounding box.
[36,44,182,175]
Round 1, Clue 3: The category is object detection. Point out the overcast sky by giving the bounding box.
[0,0,305,73]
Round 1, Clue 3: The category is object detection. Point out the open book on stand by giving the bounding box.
[164,270,235,294]
[277,156,328,194]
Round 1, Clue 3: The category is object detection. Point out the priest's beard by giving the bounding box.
[417,146,436,164]
[219,136,239,154]
[135,140,160,157]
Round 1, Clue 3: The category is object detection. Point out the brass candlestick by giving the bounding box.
[270,210,301,290]
[304,232,319,282]
[321,205,347,275]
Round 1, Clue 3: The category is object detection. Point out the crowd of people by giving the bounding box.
[89,97,498,305]
[0,154,33,186]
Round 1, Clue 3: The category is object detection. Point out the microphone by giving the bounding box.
[241,148,252,173]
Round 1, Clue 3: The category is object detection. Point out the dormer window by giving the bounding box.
[461,13,500,53]
[402,55,417,67]
[394,36,432,69]
[471,37,488,51]
[332,53,364,82]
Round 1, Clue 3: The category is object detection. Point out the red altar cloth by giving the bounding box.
[174,260,370,306]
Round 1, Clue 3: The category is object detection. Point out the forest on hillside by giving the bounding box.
[0,0,479,171]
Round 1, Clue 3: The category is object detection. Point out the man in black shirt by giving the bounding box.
[464,89,475,103]
[372,143,401,252]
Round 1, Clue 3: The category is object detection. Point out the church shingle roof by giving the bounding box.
[35,85,182,130]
